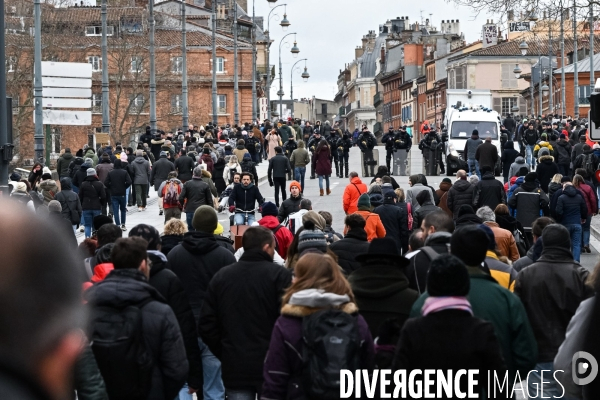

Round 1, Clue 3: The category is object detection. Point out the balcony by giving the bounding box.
[339,106,346,118]
[373,92,382,107]
[256,65,276,84]
[345,103,352,114]
[580,97,590,105]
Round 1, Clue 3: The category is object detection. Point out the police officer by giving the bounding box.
[307,130,322,179]
[336,130,353,178]
[382,126,396,172]
[419,129,445,174]
[283,135,298,180]
[358,126,377,177]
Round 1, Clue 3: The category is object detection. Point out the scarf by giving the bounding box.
[422,296,473,316]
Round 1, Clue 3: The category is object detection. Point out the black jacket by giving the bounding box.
[501,142,520,178]
[78,176,106,211]
[446,179,475,218]
[556,185,588,225]
[329,229,371,275]
[370,174,400,189]
[104,167,132,197]
[348,260,419,338]
[373,200,409,254]
[475,141,499,170]
[508,181,550,216]
[150,157,175,189]
[474,171,506,210]
[147,252,203,390]
[536,155,560,193]
[199,250,292,391]
[174,155,195,182]
[179,178,214,213]
[555,140,572,165]
[72,164,90,188]
[167,232,236,319]
[267,153,291,182]
[73,344,109,400]
[54,179,82,225]
[160,234,183,256]
[86,269,188,400]
[277,194,302,222]
[515,247,593,362]
[240,160,259,183]
[412,202,441,232]
[228,183,264,212]
[406,232,451,293]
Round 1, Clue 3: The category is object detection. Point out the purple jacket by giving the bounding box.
[261,299,374,400]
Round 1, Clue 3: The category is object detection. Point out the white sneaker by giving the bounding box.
[79,226,84,233]
[138,207,142,212]
[121,224,127,231]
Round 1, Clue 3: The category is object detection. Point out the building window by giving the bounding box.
[10,96,19,114]
[85,26,114,36]
[88,56,101,72]
[130,56,143,73]
[171,57,183,74]
[218,94,226,113]
[215,57,224,73]
[130,94,145,113]
[579,85,591,103]
[501,64,518,89]
[321,103,327,115]
[6,56,16,73]
[501,97,517,116]
[455,66,466,89]
[171,94,182,113]
[92,93,102,113]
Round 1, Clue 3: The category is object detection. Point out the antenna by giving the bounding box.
[420,10,424,25]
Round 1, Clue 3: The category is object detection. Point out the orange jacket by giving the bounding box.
[343,177,367,214]
[354,210,386,241]
[420,120,431,135]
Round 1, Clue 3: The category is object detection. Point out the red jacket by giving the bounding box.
[258,215,294,259]
[577,183,598,215]
[343,177,367,214]
[82,262,114,292]
[314,146,332,177]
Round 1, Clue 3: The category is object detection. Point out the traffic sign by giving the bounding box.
[34,110,92,126]
[42,98,91,108]
[41,88,91,98]
[42,62,92,78]
[42,77,92,89]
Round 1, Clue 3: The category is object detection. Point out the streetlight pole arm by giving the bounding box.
[267,3,287,33]
[290,58,307,82]
[279,32,297,53]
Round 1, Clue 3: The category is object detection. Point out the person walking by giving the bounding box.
[353,194,386,241]
[475,136,498,173]
[501,141,520,183]
[573,174,597,254]
[54,177,82,233]
[446,170,475,219]
[463,129,483,178]
[556,182,588,262]
[56,147,74,178]
[265,129,281,160]
[314,139,332,196]
[151,151,176,217]
[373,190,409,255]
[157,171,184,224]
[78,168,106,238]
[473,166,506,210]
[174,149,195,183]
[180,166,215,231]
[131,150,151,211]
[522,122,539,169]
[104,159,131,231]
[267,146,292,207]
[289,140,310,192]
[330,214,370,275]
[223,155,241,185]
[283,135,297,180]
[277,181,303,223]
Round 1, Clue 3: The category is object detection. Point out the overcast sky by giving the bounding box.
[254,0,496,102]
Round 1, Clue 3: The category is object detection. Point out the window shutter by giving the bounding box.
[493,97,502,113]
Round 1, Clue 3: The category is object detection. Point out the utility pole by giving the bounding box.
[181,0,189,130]
[233,2,239,125]
[0,0,9,195]
[266,30,272,121]
[34,0,43,162]
[591,4,595,93]
[251,0,257,122]
[549,28,553,112]
[561,2,566,116]
[149,0,157,135]
[574,0,580,119]
[101,0,110,136]
[211,0,218,125]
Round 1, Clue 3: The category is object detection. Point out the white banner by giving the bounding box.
[34,110,92,126]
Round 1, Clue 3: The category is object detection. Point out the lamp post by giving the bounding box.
[561,1,566,116]
[573,0,579,119]
[33,0,43,162]
[149,0,157,135]
[591,4,595,92]
[101,0,110,136]
[251,0,257,122]
[211,0,218,125]
[181,0,188,130]
[278,33,299,120]
[265,3,289,121]
[548,27,553,113]
[233,1,239,126]
[0,0,9,193]
[290,58,308,118]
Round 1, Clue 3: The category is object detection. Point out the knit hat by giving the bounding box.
[192,205,218,233]
[136,150,143,156]
[541,224,571,250]
[12,182,27,194]
[101,153,110,160]
[559,133,567,139]
[160,151,168,157]
[120,153,128,163]
[83,158,93,167]
[87,168,97,177]
[472,129,479,136]
[243,153,252,160]
[451,225,489,266]
[538,147,550,157]
[302,210,326,231]
[214,223,224,235]
[129,224,162,250]
[289,180,301,191]
[427,254,470,297]
[93,215,114,231]
[42,167,51,176]
[457,204,475,218]
[524,172,538,183]
[478,224,497,251]
[48,200,62,214]
[261,201,279,217]
[540,133,548,140]
[297,221,328,254]
[442,178,452,184]
[357,193,371,210]
[9,172,21,181]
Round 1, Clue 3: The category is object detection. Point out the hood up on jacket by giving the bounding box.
[350,264,411,299]
[504,141,515,150]
[514,156,526,165]
[539,154,555,163]
[258,215,281,229]
[181,231,221,255]
[452,179,472,192]
[281,288,357,317]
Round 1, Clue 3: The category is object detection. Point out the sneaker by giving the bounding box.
[138,207,143,212]
[159,210,163,216]
[584,245,591,253]
[142,207,146,211]
[79,226,84,233]
[121,224,127,231]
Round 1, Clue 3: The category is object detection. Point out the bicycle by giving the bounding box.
[229,207,259,226]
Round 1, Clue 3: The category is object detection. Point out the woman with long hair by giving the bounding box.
[266,129,281,160]
[262,253,374,399]
[314,139,332,196]
[223,155,241,185]
[573,174,597,253]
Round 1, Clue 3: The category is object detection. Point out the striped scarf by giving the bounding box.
[422,296,473,316]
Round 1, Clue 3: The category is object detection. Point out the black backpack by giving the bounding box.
[583,154,597,180]
[90,299,154,400]
[302,309,362,399]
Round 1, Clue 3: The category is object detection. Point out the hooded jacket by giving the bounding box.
[536,154,559,193]
[406,232,452,293]
[150,137,165,161]
[174,155,195,182]
[56,151,73,177]
[406,183,435,213]
[228,182,264,212]
[167,232,237,319]
[354,209,386,242]
[267,153,292,181]
[412,201,441,234]
[373,199,409,254]
[261,289,374,400]
[556,185,588,225]
[95,159,113,184]
[508,156,528,179]
[501,141,520,178]
[258,216,294,258]
[555,139,572,165]
[85,269,189,400]
[150,156,175,189]
[131,156,151,185]
[463,134,482,160]
[508,180,549,216]
[178,177,213,213]
[577,183,598,215]
[474,171,507,210]
[329,229,371,275]
[78,175,106,211]
[475,141,499,170]
[54,178,82,224]
[38,179,59,205]
[84,149,98,166]
[277,194,302,222]
[104,162,132,197]
[342,177,367,214]
[199,250,292,391]
[446,179,475,218]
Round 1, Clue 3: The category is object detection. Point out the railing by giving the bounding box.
[345,103,352,114]
[373,92,382,107]
[579,97,590,105]
[256,65,276,83]
[339,106,346,117]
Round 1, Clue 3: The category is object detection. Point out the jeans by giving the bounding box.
[186,211,195,231]
[526,362,562,399]
[82,209,101,238]
[467,159,481,179]
[526,145,536,169]
[318,175,330,190]
[177,382,194,400]
[226,388,258,400]
[103,188,113,216]
[234,212,256,225]
[197,337,225,400]
[135,184,148,207]
[111,195,127,226]
[565,224,583,262]
[583,215,592,246]
[294,167,306,192]
[273,177,287,206]
[251,152,260,164]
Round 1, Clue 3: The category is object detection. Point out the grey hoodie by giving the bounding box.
[288,288,350,308]
[509,156,529,179]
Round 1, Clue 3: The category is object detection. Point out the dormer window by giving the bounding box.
[85,26,114,36]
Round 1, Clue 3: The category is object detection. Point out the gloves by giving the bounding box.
[258,206,262,213]
[269,181,274,187]
[229,206,235,213]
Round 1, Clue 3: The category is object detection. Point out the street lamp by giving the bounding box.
[519,41,529,56]
[291,40,300,58]
[514,64,522,79]
[265,3,289,120]
[290,58,308,118]
[278,32,299,120]
[280,12,290,31]
[542,83,550,97]
[267,0,277,7]
[301,66,310,82]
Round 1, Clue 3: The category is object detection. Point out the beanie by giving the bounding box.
[243,153,252,160]
[457,204,475,218]
[136,150,143,157]
[357,193,371,210]
[541,224,571,250]
[297,221,328,254]
[87,168,97,177]
[289,180,301,191]
[9,172,21,182]
[261,201,279,217]
[84,158,93,167]
[101,153,110,160]
[48,200,62,213]
[478,224,497,251]
[472,129,479,136]
[525,172,538,183]
[451,225,489,266]
[427,254,470,297]
[160,151,168,157]
[129,224,162,251]
[192,205,218,233]
[302,210,326,231]
[538,147,550,157]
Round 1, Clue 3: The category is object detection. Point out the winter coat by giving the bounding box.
[228,183,264,212]
[104,167,132,197]
[483,221,520,262]
[373,200,409,254]
[84,149,99,166]
[56,151,74,177]
[436,181,453,216]
[411,267,538,380]
[475,141,499,170]
[557,185,588,225]
[178,177,213,213]
[54,179,82,225]
[289,148,310,168]
[536,155,560,193]
[412,202,441,231]
[329,229,371,275]
[150,138,165,161]
[150,157,175,190]
[555,140,572,165]
[533,141,554,158]
[354,210,386,241]
[576,183,598,215]
[95,161,113,185]
[147,252,203,390]
[85,269,188,400]
[446,179,475,218]
[474,171,506,210]
[523,128,539,146]
[501,142,520,179]
[131,156,151,185]
[38,179,59,205]
[406,232,452,294]
[199,250,292,391]
[174,155,195,182]
[267,154,292,182]
[277,194,303,223]
[257,216,294,259]
[515,246,593,362]
[278,125,292,143]
[508,156,528,179]
[463,134,482,160]
[348,260,419,338]
[223,162,241,184]
[547,181,562,199]
[73,344,109,400]
[342,177,367,214]
[370,174,400,189]
[406,183,435,213]
[167,232,237,319]
[78,176,106,211]
[240,160,259,183]
[266,134,281,159]
[261,290,374,400]
[161,234,183,256]
[314,146,332,176]
[507,181,549,218]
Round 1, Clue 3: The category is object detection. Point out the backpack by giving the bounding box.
[163,180,180,207]
[513,228,529,257]
[228,167,238,183]
[90,299,154,400]
[241,162,253,174]
[302,309,362,399]
[583,154,597,180]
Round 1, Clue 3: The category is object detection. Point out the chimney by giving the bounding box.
[380,45,386,65]
[355,46,364,58]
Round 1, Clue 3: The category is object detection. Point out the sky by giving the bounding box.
[254,0,497,102]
